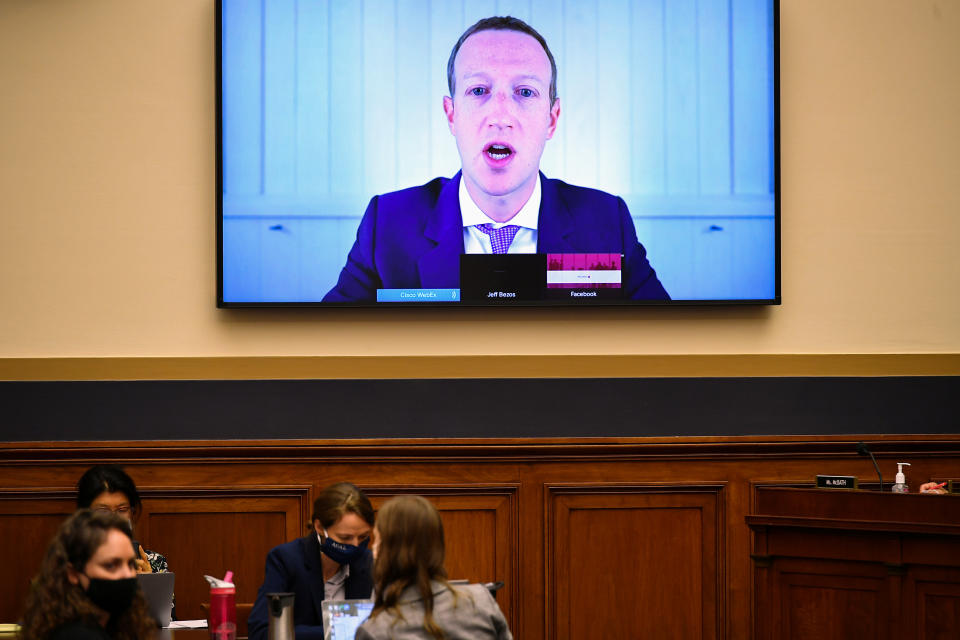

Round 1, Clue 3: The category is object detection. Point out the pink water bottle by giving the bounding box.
[206,571,237,640]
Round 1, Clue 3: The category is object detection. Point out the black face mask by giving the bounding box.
[319,529,369,565]
[85,576,139,615]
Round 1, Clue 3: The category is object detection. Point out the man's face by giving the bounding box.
[444,29,560,205]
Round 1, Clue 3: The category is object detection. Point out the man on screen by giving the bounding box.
[324,16,668,302]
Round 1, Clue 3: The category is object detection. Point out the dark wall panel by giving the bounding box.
[2,377,957,441]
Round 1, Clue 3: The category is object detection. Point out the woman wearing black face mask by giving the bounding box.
[19,509,156,640]
[247,482,375,640]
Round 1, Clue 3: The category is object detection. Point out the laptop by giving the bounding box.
[321,599,374,640]
[138,572,175,627]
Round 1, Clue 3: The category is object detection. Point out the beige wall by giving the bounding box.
[1,0,958,363]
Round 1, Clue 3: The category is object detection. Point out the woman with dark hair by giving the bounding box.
[356,495,511,640]
[18,509,157,640]
[76,465,167,574]
[248,482,375,640]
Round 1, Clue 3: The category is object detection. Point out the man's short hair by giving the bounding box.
[446,16,558,106]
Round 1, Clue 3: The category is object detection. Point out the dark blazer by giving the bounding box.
[323,172,669,302]
[247,534,373,640]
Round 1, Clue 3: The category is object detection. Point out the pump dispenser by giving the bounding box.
[892,462,911,493]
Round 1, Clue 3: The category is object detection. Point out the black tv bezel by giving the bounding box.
[215,0,781,309]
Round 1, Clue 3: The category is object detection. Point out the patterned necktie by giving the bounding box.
[475,224,521,254]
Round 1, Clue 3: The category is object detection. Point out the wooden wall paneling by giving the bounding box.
[137,485,312,631]
[746,480,821,640]
[765,558,894,640]
[902,566,960,640]
[0,437,958,637]
[747,486,960,640]
[545,484,724,640]
[721,477,753,640]
[0,490,76,622]
[363,484,520,632]
[750,547,772,640]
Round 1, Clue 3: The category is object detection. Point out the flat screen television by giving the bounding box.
[218,0,779,307]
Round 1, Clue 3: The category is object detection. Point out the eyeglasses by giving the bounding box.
[93,505,132,515]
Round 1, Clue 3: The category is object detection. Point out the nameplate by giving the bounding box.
[816,475,858,489]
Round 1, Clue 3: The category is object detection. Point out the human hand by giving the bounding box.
[136,546,153,573]
[919,482,947,495]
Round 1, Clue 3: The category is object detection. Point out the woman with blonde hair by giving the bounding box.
[19,509,157,640]
[356,495,512,640]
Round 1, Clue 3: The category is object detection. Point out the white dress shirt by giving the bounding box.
[460,175,541,254]
[318,533,350,600]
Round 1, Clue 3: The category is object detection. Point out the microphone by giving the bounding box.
[856,441,883,490]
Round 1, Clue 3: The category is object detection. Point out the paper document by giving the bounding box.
[165,620,208,629]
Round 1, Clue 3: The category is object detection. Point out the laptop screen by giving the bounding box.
[137,572,175,627]
[322,599,374,640]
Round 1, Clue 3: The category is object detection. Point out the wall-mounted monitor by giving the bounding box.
[218,0,779,307]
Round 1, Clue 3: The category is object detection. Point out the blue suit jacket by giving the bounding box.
[247,534,373,640]
[323,172,669,301]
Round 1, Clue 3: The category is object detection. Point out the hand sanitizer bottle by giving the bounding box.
[892,462,910,493]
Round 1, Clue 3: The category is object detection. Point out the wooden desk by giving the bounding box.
[2,627,222,640]
[747,487,960,640]
[159,629,246,640]
[157,630,211,640]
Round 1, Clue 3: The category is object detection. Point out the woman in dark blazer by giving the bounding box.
[247,482,374,640]
[355,495,512,640]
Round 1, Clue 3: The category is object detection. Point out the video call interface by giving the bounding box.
[326,601,374,640]
[219,0,778,306]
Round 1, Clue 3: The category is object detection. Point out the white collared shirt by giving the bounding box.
[324,563,350,600]
[317,532,351,600]
[460,175,540,254]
